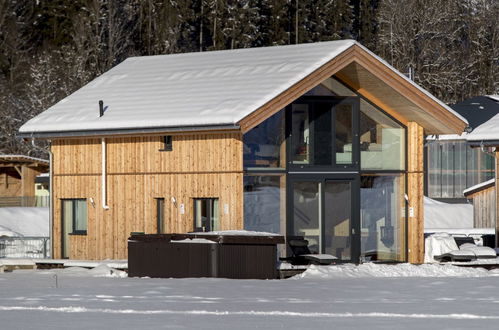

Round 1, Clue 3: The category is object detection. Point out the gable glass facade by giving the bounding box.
[426,140,495,199]
[243,78,407,263]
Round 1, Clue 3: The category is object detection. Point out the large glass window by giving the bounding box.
[427,140,495,198]
[243,175,285,234]
[243,111,285,169]
[290,99,357,168]
[360,175,406,262]
[360,100,405,170]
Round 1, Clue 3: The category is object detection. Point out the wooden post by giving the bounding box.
[21,165,36,206]
[407,122,424,263]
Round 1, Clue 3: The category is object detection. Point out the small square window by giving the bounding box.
[160,136,173,151]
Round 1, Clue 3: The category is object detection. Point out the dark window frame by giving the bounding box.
[155,198,165,234]
[193,198,219,232]
[61,198,88,235]
[159,135,173,151]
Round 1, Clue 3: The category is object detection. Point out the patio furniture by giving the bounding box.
[282,238,337,265]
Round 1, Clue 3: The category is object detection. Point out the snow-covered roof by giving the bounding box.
[463,178,495,196]
[19,40,467,137]
[488,95,499,102]
[466,112,499,142]
[465,96,499,143]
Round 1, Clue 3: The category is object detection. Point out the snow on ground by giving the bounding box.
[2,264,499,329]
[0,207,49,237]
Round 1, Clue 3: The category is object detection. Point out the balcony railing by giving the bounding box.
[0,237,50,259]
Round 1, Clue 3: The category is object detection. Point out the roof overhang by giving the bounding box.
[238,44,467,134]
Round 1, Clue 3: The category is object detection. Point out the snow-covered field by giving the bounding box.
[1,264,499,329]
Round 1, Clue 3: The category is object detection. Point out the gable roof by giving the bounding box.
[19,40,467,138]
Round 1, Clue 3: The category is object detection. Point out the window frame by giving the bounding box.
[159,135,173,151]
[155,197,165,234]
[193,198,219,232]
[62,198,88,235]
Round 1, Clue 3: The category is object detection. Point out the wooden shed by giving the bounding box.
[19,40,468,263]
[0,155,49,207]
[463,179,495,228]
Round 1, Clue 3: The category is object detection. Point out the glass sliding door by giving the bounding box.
[291,181,321,253]
[289,177,358,261]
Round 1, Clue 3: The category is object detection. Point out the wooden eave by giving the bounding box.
[238,44,467,134]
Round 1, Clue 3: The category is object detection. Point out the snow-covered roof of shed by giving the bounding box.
[463,178,495,196]
[19,39,466,136]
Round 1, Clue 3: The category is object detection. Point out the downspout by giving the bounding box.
[102,138,110,210]
[48,143,54,259]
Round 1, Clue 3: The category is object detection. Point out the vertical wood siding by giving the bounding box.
[407,122,424,264]
[469,188,495,228]
[52,133,243,259]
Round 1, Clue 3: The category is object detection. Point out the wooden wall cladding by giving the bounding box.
[407,122,424,264]
[468,188,495,228]
[51,133,243,260]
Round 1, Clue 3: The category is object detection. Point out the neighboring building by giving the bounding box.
[466,103,499,242]
[19,40,467,263]
[426,96,499,201]
[463,179,495,228]
[0,155,49,207]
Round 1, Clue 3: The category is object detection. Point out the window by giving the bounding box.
[360,174,405,262]
[62,199,87,234]
[243,111,285,169]
[427,140,495,198]
[156,198,164,234]
[193,198,219,232]
[290,98,358,168]
[160,135,173,151]
[359,99,405,170]
[244,175,285,234]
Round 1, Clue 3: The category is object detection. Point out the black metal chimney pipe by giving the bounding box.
[99,100,104,117]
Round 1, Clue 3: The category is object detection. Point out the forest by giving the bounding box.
[0,0,497,157]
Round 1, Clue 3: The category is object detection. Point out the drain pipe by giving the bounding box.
[48,144,54,258]
[101,138,110,210]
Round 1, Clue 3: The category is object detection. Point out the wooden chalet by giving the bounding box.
[19,40,468,262]
[0,155,49,207]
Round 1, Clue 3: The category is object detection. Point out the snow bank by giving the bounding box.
[424,197,473,229]
[39,265,127,278]
[295,263,499,279]
[0,207,49,237]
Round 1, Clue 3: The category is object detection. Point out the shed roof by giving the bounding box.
[19,40,467,138]
[463,178,495,197]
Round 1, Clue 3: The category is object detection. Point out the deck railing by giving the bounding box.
[0,196,49,208]
[0,237,50,259]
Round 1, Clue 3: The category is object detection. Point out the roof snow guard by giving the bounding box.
[19,40,467,139]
